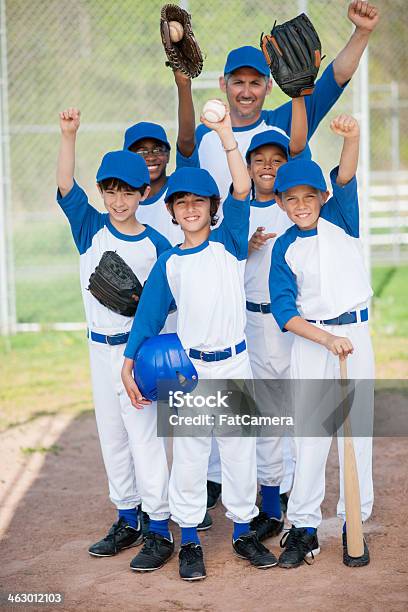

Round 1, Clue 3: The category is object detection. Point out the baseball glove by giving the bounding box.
[88,251,143,317]
[260,13,322,98]
[160,4,203,78]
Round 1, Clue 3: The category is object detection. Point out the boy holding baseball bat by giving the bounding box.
[269,114,374,568]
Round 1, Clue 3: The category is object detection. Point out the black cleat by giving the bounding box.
[278,526,320,568]
[250,511,284,542]
[207,480,222,509]
[233,531,278,569]
[88,517,143,557]
[130,532,174,572]
[197,511,213,531]
[342,532,370,567]
[179,543,207,581]
[137,504,150,537]
[280,492,289,515]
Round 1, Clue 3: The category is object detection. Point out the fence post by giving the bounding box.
[391,80,400,265]
[0,0,16,335]
[359,47,371,280]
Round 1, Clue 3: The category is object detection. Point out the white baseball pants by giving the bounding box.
[89,340,170,519]
[287,322,374,528]
[169,350,259,527]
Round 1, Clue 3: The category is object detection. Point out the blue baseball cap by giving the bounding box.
[96,150,150,188]
[246,130,290,162]
[224,46,270,77]
[274,159,327,194]
[165,167,220,202]
[123,122,171,151]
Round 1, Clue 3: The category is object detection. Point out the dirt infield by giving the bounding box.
[0,412,407,612]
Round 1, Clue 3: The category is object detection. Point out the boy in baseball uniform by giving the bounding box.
[56,108,172,563]
[270,114,374,568]
[244,96,308,541]
[123,74,213,532]
[122,105,277,580]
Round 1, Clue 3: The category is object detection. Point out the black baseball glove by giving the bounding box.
[261,13,323,98]
[160,3,203,78]
[88,251,143,317]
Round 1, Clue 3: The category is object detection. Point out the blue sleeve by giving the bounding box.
[320,166,359,237]
[210,193,250,260]
[176,145,200,169]
[124,255,175,359]
[147,227,172,257]
[56,181,104,255]
[264,62,347,141]
[269,238,300,331]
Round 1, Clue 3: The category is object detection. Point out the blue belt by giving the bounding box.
[189,339,246,362]
[246,301,271,314]
[307,308,368,326]
[88,329,130,345]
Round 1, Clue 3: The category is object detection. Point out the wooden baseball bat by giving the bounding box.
[339,357,364,558]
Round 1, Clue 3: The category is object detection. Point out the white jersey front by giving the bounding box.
[246,199,293,304]
[125,193,250,358]
[136,182,184,246]
[57,181,171,333]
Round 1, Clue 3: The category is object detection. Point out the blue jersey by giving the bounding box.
[177,62,346,208]
[269,167,372,331]
[124,193,250,359]
[57,181,171,333]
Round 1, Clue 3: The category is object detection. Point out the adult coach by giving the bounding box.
[178,1,379,206]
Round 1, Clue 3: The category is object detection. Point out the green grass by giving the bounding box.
[16,274,84,323]
[371,265,408,337]
[0,331,92,431]
[21,444,63,455]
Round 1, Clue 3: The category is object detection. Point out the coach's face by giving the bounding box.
[219,68,272,125]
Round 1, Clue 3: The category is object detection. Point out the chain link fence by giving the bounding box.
[0,0,407,330]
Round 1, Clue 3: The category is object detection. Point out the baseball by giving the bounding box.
[169,21,184,43]
[202,99,226,123]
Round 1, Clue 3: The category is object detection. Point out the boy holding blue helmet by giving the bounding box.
[270,114,374,568]
[122,104,278,580]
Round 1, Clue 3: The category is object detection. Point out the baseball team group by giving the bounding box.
[56,1,379,582]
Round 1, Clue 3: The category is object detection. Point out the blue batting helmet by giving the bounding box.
[134,334,198,401]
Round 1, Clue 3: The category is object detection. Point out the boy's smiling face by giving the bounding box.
[248,144,287,198]
[276,185,329,230]
[129,137,169,183]
[99,184,149,225]
[168,193,212,234]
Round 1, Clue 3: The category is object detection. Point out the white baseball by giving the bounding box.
[169,21,184,43]
[202,99,226,123]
